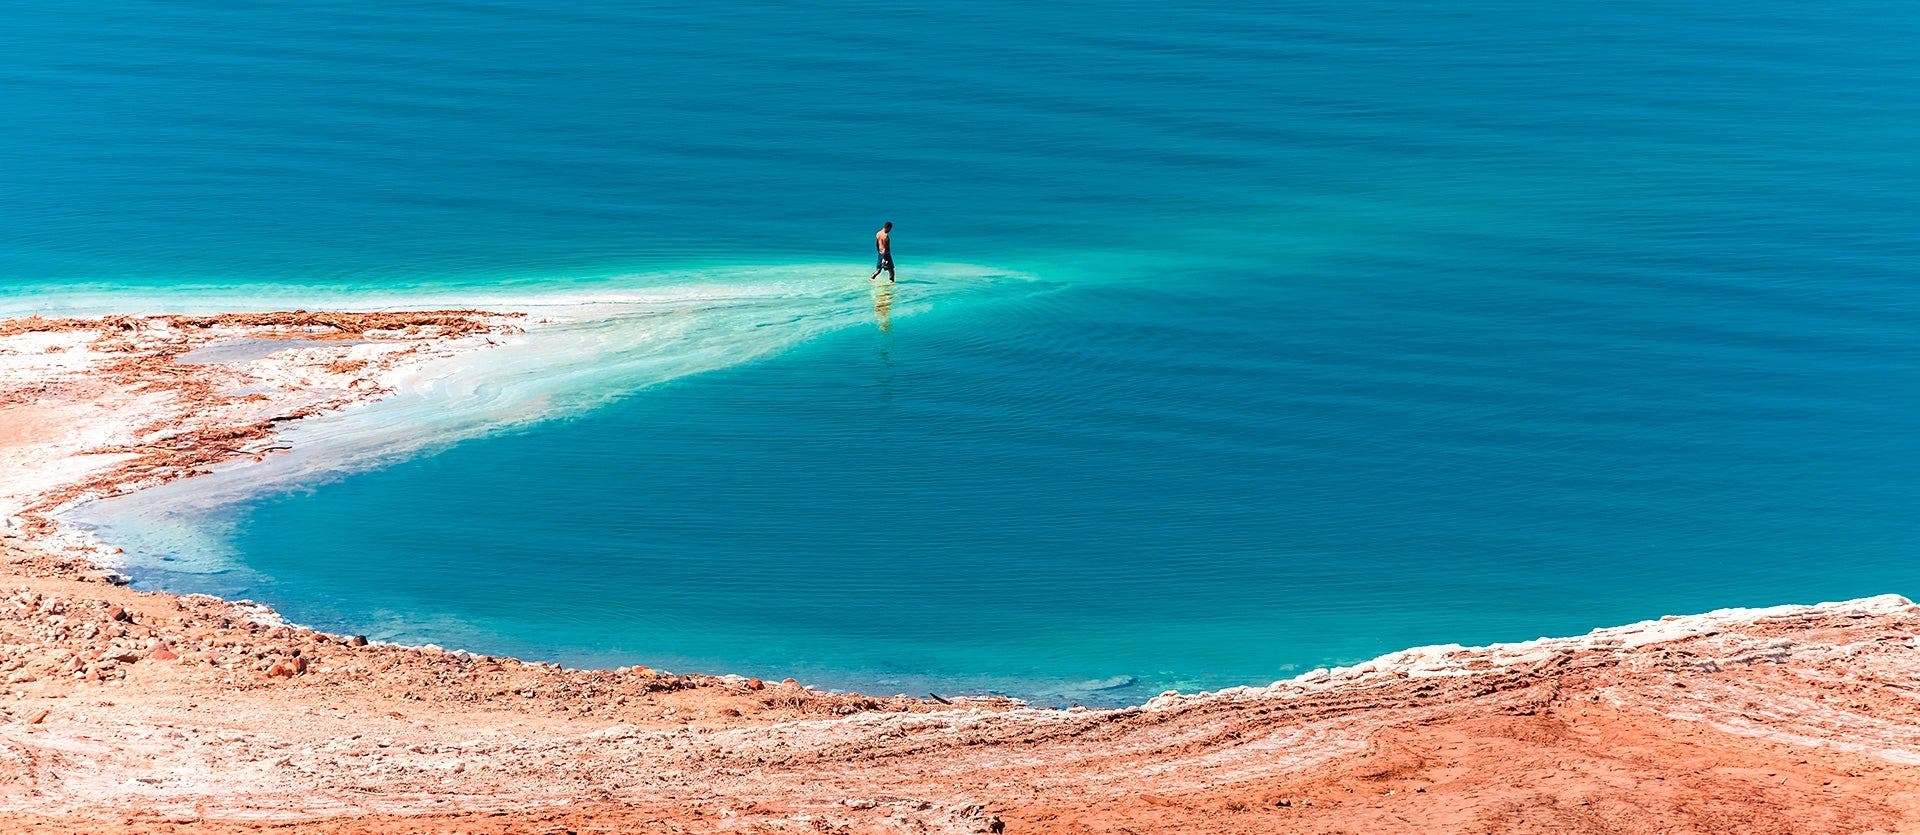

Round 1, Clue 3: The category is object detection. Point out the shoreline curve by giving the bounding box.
[4,309,1920,832]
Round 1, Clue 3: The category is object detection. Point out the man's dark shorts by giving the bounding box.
[876,252,894,271]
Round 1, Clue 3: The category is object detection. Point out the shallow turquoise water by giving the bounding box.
[10,2,1920,704]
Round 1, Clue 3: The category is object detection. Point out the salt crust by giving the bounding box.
[1142,593,1917,711]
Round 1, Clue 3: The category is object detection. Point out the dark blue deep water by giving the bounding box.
[7,2,1920,703]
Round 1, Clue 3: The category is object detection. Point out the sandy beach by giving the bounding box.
[4,310,1920,834]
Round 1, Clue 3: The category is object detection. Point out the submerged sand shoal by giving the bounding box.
[3,310,1920,834]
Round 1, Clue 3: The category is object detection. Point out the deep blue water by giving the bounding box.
[7,2,1920,704]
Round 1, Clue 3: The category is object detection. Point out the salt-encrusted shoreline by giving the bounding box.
[0,310,526,548]
[4,311,1920,833]
[1141,593,1918,712]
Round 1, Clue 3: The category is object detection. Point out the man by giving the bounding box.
[868,221,895,282]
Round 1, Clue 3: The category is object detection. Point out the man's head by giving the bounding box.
[883,221,892,230]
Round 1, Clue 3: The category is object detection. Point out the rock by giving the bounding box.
[107,605,133,623]
[266,657,308,678]
[348,635,368,647]
[150,648,179,661]
[111,652,142,664]
[746,678,766,691]
[26,709,48,724]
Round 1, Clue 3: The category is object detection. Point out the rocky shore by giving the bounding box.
[4,312,1919,833]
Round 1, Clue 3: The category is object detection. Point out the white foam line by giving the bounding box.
[1139,593,1919,711]
[0,261,1028,318]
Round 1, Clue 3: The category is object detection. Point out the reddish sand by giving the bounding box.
[4,312,1919,834]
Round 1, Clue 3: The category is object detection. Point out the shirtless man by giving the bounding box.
[868,221,895,282]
